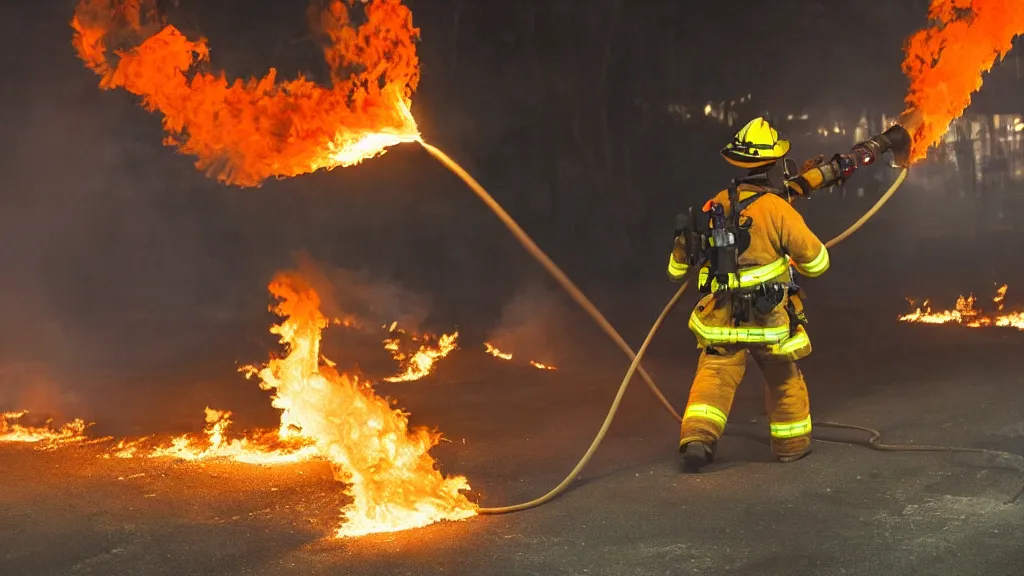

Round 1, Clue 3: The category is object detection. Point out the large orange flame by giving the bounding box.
[902,0,1024,162]
[10,272,475,537]
[244,272,476,537]
[70,0,421,187]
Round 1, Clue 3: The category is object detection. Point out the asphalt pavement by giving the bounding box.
[2,311,1023,576]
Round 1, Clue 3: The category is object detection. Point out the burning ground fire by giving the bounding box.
[0,280,568,537]
[104,408,320,465]
[0,412,90,449]
[383,322,459,382]
[484,343,557,371]
[3,274,478,537]
[899,284,1024,330]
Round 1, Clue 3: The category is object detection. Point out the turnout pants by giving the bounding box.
[679,346,812,459]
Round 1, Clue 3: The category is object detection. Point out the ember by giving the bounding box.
[484,343,557,370]
[484,343,513,360]
[382,322,459,383]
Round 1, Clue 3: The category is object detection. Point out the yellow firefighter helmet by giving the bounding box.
[721,117,791,168]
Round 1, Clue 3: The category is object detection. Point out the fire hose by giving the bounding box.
[421,142,1023,514]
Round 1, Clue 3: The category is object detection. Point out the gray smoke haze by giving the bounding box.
[484,280,582,369]
[289,252,441,379]
[293,252,431,335]
[4,0,1021,436]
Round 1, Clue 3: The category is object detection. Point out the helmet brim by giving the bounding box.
[720,139,791,168]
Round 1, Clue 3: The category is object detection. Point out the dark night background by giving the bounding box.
[1,0,1022,431]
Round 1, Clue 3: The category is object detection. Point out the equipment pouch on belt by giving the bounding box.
[754,284,787,315]
[731,292,753,324]
[785,284,808,328]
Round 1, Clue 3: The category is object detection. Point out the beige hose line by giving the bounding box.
[477,277,691,514]
[824,167,908,249]
[418,140,681,422]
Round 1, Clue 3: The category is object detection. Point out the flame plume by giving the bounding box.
[70,0,421,187]
[902,0,1024,162]
[245,272,476,537]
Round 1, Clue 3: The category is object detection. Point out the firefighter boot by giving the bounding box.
[679,435,716,472]
[775,436,811,463]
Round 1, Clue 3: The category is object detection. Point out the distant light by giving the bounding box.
[704,103,713,116]
[1015,122,1024,132]
[799,114,809,120]
[786,114,794,121]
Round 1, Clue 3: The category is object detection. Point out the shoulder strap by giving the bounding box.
[736,189,767,213]
[726,180,740,228]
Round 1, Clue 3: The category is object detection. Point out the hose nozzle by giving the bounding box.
[857,124,912,169]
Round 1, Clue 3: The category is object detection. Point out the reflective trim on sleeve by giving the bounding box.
[668,254,689,280]
[770,415,812,439]
[684,403,729,430]
[794,244,829,277]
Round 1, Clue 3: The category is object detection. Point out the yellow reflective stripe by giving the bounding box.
[770,415,812,438]
[698,257,788,291]
[794,245,829,277]
[769,326,810,355]
[668,254,689,279]
[738,256,789,285]
[688,310,790,344]
[684,403,728,429]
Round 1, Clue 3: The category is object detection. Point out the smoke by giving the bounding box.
[293,251,431,333]
[289,252,436,377]
[0,363,82,425]
[485,280,580,368]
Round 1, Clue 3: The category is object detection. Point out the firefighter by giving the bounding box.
[668,117,909,467]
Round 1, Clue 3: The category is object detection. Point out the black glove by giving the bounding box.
[674,213,689,239]
[830,152,861,181]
